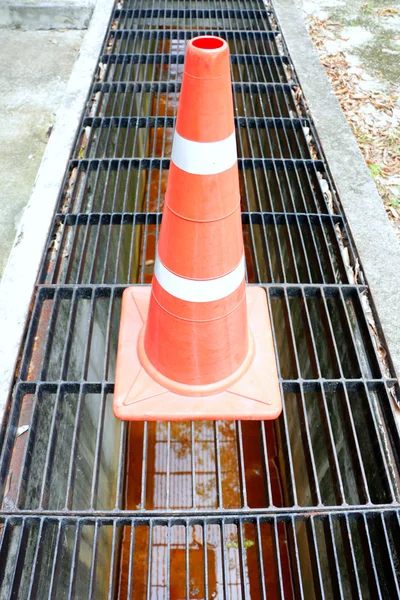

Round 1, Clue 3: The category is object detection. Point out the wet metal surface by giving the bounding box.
[0,0,399,597]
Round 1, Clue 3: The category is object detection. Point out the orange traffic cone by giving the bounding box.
[113,36,282,421]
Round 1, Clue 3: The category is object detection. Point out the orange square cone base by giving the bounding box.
[113,286,282,421]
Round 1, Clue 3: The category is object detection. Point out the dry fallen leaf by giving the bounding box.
[334,222,362,284]
[325,189,334,213]
[389,386,400,409]
[354,258,360,284]
[16,425,29,437]
[376,7,398,16]
[60,167,78,213]
[89,92,101,118]
[4,471,12,496]
[361,291,392,378]
[98,62,106,83]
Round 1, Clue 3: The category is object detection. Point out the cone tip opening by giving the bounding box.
[190,36,226,52]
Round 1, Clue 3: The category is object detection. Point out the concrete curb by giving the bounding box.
[0,0,115,420]
[272,0,400,384]
[0,0,95,29]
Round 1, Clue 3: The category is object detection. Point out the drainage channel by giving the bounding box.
[1,0,400,598]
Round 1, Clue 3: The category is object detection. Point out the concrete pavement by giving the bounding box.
[0,29,84,279]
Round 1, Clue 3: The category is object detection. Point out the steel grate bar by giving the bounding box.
[7,286,392,386]
[57,159,334,219]
[76,117,312,161]
[1,0,399,594]
[88,84,303,119]
[1,514,399,598]
[1,379,399,514]
[40,215,349,286]
[105,31,282,58]
[111,8,275,32]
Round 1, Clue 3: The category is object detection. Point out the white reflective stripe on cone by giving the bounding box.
[171,131,237,175]
[154,254,245,303]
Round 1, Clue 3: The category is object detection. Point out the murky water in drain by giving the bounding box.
[116,419,293,598]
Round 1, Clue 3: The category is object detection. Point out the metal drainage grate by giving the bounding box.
[1,0,400,597]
